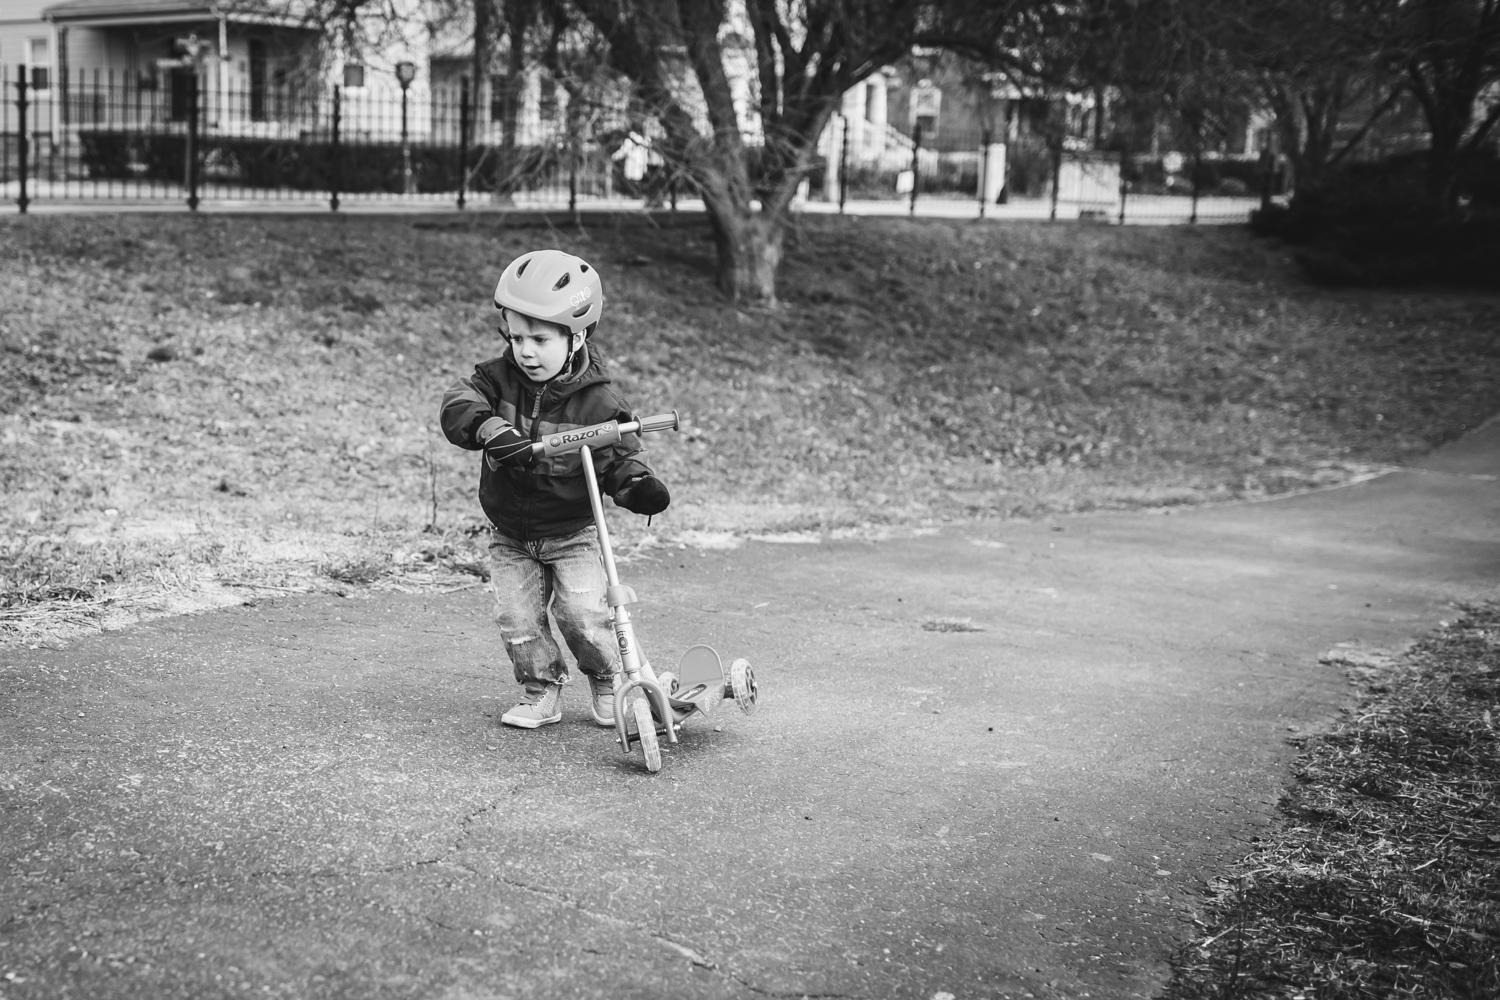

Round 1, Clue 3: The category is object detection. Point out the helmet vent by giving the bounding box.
[516,259,530,277]
[573,305,589,317]
[579,263,590,273]
[552,272,572,292]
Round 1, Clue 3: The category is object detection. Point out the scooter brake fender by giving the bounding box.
[615,677,679,747]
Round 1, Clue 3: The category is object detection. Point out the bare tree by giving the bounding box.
[1376,0,1500,202]
[546,0,1027,303]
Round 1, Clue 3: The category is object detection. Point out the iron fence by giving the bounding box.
[1,64,623,210]
[5,65,1275,225]
[816,119,1277,223]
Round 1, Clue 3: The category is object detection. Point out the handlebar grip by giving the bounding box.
[524,410,678,458]
[636,411,680,434]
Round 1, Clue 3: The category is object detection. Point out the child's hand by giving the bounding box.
[476,418,536,468]
[612,475,670,515]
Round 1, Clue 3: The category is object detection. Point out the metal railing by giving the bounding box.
[5,65,1279,225]
[819,119,1278,224]
[2,65,623,212]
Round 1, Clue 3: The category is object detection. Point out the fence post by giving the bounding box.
[457,83,470,210]
[838,114,849,214]
[1259,147,1273,212]
[329,84,341,212]
[185,69,200,211]
[15,66,29,213]
[1118,148,1128,225]
[908,124,921,216]
[1190,146,1201,224]
[2,69,9,195]
[1049,143,1061,221]
[978,128,990,218]
[568,146,577,214]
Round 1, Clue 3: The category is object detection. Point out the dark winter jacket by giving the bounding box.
[440,344,653,540]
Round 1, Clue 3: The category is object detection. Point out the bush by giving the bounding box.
[74,131,591,196]
[918,155,978,196]
[1251,150,1500,290]
[1006,142,1056,198]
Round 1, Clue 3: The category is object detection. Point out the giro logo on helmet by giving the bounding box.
[569,287,593,307]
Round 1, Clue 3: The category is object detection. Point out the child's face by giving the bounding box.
[502,308,579,382]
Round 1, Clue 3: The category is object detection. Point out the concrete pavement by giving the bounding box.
[2,423,1497,1000]
[0,189,1257,224]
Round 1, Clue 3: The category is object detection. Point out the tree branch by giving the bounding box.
[673,0,744,148]
[1327,83,1404,169]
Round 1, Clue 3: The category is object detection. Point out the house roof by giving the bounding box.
[45,0,213,19]
[43,0,306,25]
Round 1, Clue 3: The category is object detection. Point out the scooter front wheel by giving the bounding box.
[729,658,758,715]
[630,693,662,773]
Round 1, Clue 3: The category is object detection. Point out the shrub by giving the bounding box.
[73,131,591,196]
[1251,150,1500,290]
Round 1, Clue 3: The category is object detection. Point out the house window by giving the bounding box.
[911,82,940,139]
[249,40,267,121]
[342,63,365,88]
[539,79,558,123]
[490,74,512,122]
[28,37,50,90]
[864,82,876,122]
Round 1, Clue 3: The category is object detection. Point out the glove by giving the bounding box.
[475,416,535,468]
[612,474,670,516]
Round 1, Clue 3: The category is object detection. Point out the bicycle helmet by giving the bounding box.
[492,249,604,336]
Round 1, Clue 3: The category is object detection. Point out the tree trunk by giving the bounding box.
[472,0,488,135]
[705,206,785,303]
[496,4,531,204]
[1425,126,1461,204]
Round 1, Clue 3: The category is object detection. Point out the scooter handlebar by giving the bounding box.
[532,410,680,458]
[631,411,681,435]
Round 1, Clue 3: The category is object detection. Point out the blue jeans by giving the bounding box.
[488,527,618,688]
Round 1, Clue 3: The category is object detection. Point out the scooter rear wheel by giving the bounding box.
[630,693,662,773]
[729,658,758,715]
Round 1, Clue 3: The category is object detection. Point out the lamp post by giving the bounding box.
[396,60,416,195]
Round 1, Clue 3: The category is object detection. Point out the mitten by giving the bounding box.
[476,416,535,468]
[612,474,670,516]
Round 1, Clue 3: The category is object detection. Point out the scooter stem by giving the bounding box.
[578,444,622,589]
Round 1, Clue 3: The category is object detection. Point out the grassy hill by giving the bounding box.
[3,211,1497,641]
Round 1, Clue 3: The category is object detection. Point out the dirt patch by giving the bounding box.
[1163,605,1500,999]
[2,212,1498,643]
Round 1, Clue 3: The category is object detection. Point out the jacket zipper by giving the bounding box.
[518,383,548,539]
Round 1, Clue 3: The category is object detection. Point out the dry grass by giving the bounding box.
[2,211,1498,643]
[1162,604,1500,999]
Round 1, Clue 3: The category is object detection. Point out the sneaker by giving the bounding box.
[588,674,619,727]
[501,682,563,729]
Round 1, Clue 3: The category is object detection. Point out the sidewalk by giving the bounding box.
[0,183,1258,224]
[2,424,1495,1000]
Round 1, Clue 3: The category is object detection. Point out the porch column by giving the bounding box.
[218,15,228,130]
[49,22,63,139]
[57,26,69,127]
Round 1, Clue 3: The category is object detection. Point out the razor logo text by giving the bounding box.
[549,423,615,449]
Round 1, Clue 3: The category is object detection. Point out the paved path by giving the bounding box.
[1,191,1256,224]
[3,424,1497,1000]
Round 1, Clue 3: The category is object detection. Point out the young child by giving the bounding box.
[440,249,671,729]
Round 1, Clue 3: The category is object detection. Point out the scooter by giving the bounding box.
[531,411,758,773]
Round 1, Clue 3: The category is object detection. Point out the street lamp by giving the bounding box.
[396,60,416,195]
